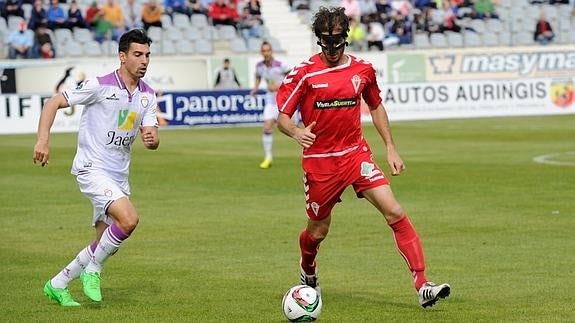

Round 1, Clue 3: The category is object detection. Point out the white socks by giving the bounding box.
[262,132,273,160]
[84,223,130,274]
[50,243,94,289]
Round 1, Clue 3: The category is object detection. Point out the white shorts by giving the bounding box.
[263,103,279,121]
[76,172,130,227]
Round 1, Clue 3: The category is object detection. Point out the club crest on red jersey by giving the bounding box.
[351,74,361,94]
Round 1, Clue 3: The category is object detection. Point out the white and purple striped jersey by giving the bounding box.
[63,70,158,180]
[255,58,291,108]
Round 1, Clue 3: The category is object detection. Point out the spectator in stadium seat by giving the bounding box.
[473,0,498,19]
[347,16,366,51]
[385,12,413,44]
[32,23,55,58]
[417,7,442,35]
[187,0,208,16]
[27,0,47,31]
[1,0,24,20]
[246,0,262,15]
[46,0,67,30]
[366,15,385,50]
[164,0,188,16]
[8,20,33,59]
[440,0,462,32]
[414,0,433,10]
[374,0,393,23]
[340,0,361,22]
[208,0,240,29]
[141,0,163,31]
[533,10,554,45]
[85,1,101,30]
[125,0,143,30]
[396,0,413,17]
[245,0,263,26]
[238,5,262,41]
[100,0,126,41]
[66,0,86,29]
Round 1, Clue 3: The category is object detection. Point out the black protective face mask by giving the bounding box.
[317,33,348,56]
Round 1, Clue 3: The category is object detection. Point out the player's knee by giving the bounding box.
[383,205,404,222]
[307,226,329,242]
[119,213,139,234]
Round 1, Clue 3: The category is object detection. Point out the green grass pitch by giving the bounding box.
[1,115,574,322]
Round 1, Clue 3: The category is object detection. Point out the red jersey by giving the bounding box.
[277,53,382,170]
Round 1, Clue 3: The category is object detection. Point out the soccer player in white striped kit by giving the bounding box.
[250,41,291,169]
[34,29,160,306]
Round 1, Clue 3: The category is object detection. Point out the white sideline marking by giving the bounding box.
[533,151,575,166]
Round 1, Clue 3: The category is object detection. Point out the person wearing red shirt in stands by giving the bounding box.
[207,0,239,29]
[85,1,102,30]
[533,10,554,45]
[276,6,451,309]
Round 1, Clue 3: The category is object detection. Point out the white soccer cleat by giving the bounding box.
[299,264,321,295]
[418,282,451,308]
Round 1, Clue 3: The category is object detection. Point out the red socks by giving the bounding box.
[299,229,320,275]
[299,216,427,290]
[389,215,427,290]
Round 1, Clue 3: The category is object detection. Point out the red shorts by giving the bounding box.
[302,144,389,221]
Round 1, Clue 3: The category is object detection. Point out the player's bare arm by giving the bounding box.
[250,75,261,96]
[370,103,405,176]
[277,113,316,148]
[33,93,69,167]
[139,125,160,150]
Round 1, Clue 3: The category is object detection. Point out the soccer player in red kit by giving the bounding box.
[276,6,450,308]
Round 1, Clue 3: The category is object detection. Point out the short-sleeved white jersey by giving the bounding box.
[63,70,158,180]
[255,58,290,108]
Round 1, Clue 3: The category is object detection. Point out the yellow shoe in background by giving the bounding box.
[259,158,272,169]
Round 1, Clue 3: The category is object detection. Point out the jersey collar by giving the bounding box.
[114,69,143,92]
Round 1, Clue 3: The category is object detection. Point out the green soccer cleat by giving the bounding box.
[80,272,102,302]
[43,281,80,307]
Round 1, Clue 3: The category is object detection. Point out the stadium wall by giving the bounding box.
[1,45,574,134]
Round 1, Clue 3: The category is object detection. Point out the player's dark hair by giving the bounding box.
[118,28,152,53]
[312,6,350,38]
[261,40,271,50]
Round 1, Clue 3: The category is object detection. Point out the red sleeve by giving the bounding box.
[277,66,303,117]
[362,63,382,109]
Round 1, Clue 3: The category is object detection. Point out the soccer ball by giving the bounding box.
[282,285,322,322]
